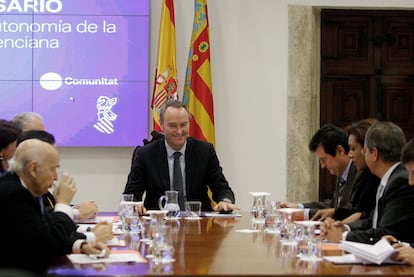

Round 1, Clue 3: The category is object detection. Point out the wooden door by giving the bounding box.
[320,10,414,201]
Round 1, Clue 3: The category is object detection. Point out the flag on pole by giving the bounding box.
[151,0,178,132]
[182,0,215,147]
[183,0,216,208]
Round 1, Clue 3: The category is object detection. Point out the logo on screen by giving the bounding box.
[39,72,119,91]
[39,72,64,91]
[93,96,118,134]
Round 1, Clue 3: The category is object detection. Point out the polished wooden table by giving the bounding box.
[47,212,414,276]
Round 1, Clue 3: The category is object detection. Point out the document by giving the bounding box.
[338,238,399,265]
[203,212,242,218]
[68,250,146,264]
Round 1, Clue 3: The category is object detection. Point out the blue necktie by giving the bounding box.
[38,197,45,215]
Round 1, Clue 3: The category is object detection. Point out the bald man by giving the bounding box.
[0,139,109,272]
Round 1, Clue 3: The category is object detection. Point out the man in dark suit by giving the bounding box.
[124,100,238,212]
[0,139,109,272]
[321,122,414,245]
[281,124,358,219]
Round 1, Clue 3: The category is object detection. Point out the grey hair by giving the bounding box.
[159,100,191,124]
[365,121,406,163]
[11,112,43,131]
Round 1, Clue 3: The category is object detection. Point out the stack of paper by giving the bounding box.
[339,238,397,265]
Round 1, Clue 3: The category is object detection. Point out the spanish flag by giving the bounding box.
[182,0,215,146]
[151,0,178,132]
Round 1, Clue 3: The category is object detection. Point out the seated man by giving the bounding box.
[124,100,239,213]
[383,138,414,264]
[17,130,113,244]
[281,124,358,219]
[0,139,109,272]
[13,112,98,221]
[321,122,414,245]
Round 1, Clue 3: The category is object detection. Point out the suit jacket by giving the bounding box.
[304,161,358,217]
[0,172,78,272]
[334,167,380,220]
[347,164,414,244]
[124,137,235,211]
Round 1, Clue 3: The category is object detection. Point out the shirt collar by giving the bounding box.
[341,159,353,182]
[381,162,400,188]
[165,140,187,158]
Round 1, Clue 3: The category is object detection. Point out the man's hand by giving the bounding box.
[54,175,77,205]
[92,221,114,243]
[311,208,335,221]
[320,217,346,243]
[279,201,299,208]
[81,241,111,258]
[76,201,98,220]
[213,201,240,212]
[137,203,147,215]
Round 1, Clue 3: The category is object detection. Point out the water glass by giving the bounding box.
[185,201,202,219]
[119,200,142,234]
[264,200,282,234]
[296,221,322,261]
[152,225,175,264]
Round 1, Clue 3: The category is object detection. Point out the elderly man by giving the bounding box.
[12,112,98,221]
[321,122,414,245]
[0,139,109,272]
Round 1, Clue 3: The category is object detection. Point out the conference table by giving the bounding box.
[47,211,414,276]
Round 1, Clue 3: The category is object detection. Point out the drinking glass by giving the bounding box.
[250,192,270,224]
[118,194,133,231]
[152,225,175,264]
[185,201,202,220]
[118,194,142,234]
[264,200,282,234]
[279,208,302,246]
[296,221,322,261]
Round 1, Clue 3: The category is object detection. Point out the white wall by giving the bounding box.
[61,0,414,212]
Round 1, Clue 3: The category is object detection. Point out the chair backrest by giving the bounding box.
[131,131,164,163]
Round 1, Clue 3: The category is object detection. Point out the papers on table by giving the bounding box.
[68,250,146,264]
[339,238,397,265]
[324,238,401,265]
[203,212,242,218]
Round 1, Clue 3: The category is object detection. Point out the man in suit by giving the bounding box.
[124,100,238,212]
[321,122,414,245]
[12,112,99,221]
[0,139,109,272]
[281,124,358,219]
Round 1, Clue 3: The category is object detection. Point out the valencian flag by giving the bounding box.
[151,0,178,132]
[183,0,216,208]
[182,0,215,146]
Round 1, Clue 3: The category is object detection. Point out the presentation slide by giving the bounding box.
[0,0,149,146]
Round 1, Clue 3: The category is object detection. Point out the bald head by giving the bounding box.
[10,139,59,197]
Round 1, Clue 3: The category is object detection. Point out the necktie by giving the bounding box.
[173,152,185,210]
[372,183,385,228]
[336,178,346,208]
[38,197,45,215]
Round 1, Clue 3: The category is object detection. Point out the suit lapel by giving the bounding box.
[184,138,194,195]
[157,139,171,191]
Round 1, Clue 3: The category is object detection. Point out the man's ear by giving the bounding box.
[27,161,37,178]
[336,145,346,156]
